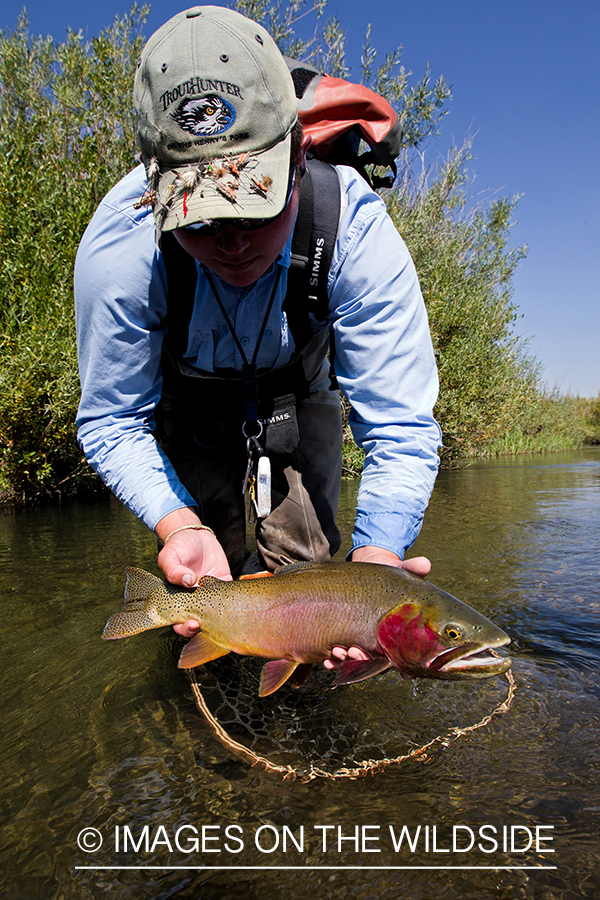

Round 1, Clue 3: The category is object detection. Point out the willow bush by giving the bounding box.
[0,7,147,501]
[0,2,591,501]
[388,145,532,460]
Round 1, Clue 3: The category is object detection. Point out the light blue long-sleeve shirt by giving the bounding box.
[75,163,441,557]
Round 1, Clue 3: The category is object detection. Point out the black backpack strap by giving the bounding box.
[284,158,341,351]
[160,231,198,359]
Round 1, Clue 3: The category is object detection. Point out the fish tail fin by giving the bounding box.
[102,568,171,640]
[102,606,162,640]
[124,567,164,601]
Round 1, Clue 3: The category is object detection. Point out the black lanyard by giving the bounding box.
[203,267,283,435]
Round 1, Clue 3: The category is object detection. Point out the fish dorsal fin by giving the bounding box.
[272,561,316,576]
[330,656,391,688]
[259,660,299,696]
[124,568,164,602]
[177,633,231,669]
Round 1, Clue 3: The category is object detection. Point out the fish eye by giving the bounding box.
[445,625,462,640]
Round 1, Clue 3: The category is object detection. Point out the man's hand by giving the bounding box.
[323,645,371,670]
[323,546,432,668]
[350,545,431,577]
[158,527,232,586]
[155,508,232,639]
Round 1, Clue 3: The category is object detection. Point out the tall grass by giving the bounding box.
[484,391,600,456]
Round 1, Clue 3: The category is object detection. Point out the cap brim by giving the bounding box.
[152,133,293,232]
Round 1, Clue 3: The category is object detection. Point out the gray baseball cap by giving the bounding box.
[134,6,298,231]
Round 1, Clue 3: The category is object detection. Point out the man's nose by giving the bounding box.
[216,224,251,253]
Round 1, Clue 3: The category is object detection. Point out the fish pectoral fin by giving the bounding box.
[331,656,392,688]
[259,660,299,697]
[177,633,231,669]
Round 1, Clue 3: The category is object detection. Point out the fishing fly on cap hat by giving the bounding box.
[133,6,298,231]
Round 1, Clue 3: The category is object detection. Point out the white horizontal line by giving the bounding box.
[75,865,557,871]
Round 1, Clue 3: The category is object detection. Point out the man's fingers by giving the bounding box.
[400,556,431,577]
[346,646,370,661]
[323,645,370,669]
[164,565,199,588]
[173,619,200,638]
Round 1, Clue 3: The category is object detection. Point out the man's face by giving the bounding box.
[172,164,302,288]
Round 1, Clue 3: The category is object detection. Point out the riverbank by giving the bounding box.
[1,390,598,502]
[341,392,600,478]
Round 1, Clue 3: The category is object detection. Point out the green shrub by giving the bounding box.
[0,2,593,500]
[0,7,147,500]
[387,143,537,461]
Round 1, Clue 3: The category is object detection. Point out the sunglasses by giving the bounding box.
[178,169,296,237]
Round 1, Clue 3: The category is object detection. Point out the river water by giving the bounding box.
[1,449,599,899]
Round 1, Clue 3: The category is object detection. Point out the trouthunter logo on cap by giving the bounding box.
[133,6,298,231]
[159,77,244,111]
[172,95,236,137]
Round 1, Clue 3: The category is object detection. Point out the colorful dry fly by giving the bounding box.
[226,153,251,177]
[250,175,273,195]
[133,189,157,210]
[214,180,239,202]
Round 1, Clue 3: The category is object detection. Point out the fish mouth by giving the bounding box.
[428,640,512,678]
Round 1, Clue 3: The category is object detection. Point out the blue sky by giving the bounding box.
[4,0,599,397]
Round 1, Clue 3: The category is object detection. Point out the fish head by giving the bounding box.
[376,588,511,680]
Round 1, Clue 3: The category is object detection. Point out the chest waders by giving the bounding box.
[154,160,344,576]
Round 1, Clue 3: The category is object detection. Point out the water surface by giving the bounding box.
[1,449,599,899]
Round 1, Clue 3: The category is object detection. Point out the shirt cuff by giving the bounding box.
[349,510,424,560]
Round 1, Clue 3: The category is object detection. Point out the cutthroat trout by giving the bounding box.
[103,561,511,696]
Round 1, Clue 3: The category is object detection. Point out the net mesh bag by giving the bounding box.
[187,654,516,782]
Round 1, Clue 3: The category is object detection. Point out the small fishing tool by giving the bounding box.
[242,429,271,521]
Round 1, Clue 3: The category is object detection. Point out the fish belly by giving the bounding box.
[198,579,379,663]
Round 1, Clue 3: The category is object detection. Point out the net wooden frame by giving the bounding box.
[187,664,516,783]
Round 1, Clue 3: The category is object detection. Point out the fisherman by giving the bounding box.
[75,6,441,654]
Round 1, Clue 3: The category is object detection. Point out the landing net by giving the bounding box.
[186,654,516,782]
